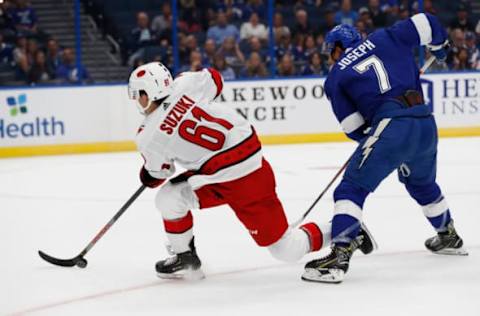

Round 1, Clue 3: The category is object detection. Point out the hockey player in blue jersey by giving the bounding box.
[302,13,468,284]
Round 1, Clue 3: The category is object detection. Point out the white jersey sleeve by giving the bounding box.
[134,68,262,189]
[174,68,223,103]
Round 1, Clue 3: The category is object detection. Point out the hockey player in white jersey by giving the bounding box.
[128,62,374,279]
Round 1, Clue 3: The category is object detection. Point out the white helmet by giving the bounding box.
[128,62,173,114]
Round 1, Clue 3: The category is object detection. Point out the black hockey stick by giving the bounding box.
[290,158,350,228]
[38,185,147,268]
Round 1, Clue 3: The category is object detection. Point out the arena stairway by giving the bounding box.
[33,0,130,83]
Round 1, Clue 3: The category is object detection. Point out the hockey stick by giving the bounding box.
[420,55,436,74]
[38,185,147,268]
[290,158,351,228]
[291,56,437,228]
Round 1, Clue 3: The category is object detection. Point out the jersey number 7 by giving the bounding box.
[353,55,391,93]
[179,106,234,151]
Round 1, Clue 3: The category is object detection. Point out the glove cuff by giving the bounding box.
[140,166,165,188]
[427,39,449,51]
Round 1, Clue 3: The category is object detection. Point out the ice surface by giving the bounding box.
[1,138,479,316]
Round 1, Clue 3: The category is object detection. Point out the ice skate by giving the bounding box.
[155,238,205,280]
[302,238,361,284]
[425,220,468,256]
[358,223,378,255]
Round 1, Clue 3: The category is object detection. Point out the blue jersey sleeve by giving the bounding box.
[325,76,367,142]
[388,13,448,49]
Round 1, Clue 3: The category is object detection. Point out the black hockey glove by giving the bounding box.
[428,40,449,63]
[140,166,165,188]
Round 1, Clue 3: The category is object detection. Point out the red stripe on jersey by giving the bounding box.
[207,67,223,98]
[300,222,323,252]
[198,128,261,175]
[164,211,193,234]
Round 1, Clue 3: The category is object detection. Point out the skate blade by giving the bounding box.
[157,268,205,281]
[360,223,378,253]
[301,268,344,284]
[431,247,469,256]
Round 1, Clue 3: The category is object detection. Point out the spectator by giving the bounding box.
[292,9,312,37]
[368,0,387,28]
[240,12,267,41]
[26,38,38,63]
[0,0,15,38]
[55,47,90,84]
[201,39,216,67]
[13,35,29,80]
[465,31,479,69]
[151,3,172,36]
[28,50,52,84]
[449,3,475,33]
[277,53,297,76]
[178,7,203,34]
[45,38,61,77]
[248,36,266,57]
[217,36,245,67]
[356,20,367,39]
[447,28,466,68]
[239,51,268,78]
[275,33,294,60]
[180,50,203,72]
[212,53,236,80]
[292,33,306,61]
[180,34,199,65]
[453,46,471,71]
[207,11,239,46]
[335,0,358,26]
[271,12,290,44]
[128,12,155,66]
[304,34,317,61]
[243,0,267,20]
[301,51,328,76]
[398,4,410,20]
[318,7,337,34]
[10,0,39,37]
[358,7,375,34]
[0,33,14,66]
[423,0,437,15]
[213,0,242,22]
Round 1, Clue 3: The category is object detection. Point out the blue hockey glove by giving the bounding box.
[428,40,449,63]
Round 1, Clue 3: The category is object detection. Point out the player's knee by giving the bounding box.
[154,183,186,219]
[268,229,309,263]
[406,182,441,205]
[333,179,369,208]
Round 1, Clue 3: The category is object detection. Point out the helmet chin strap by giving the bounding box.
[137,99,155,115]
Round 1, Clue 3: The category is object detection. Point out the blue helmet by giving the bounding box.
[325,24,361,53]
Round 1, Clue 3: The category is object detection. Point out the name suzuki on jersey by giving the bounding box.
[338,39,376,70]
[160,95,195,135]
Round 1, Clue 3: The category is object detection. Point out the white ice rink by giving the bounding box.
[2,137,479,316]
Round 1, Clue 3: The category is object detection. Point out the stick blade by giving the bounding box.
[38,250,78,267]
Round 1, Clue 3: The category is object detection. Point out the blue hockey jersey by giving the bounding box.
[324,13,448,141]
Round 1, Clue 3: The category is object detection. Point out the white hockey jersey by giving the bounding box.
[135,68,263,190]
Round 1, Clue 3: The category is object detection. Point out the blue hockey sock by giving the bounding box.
[332,214,361,246]
[427,209,451,232]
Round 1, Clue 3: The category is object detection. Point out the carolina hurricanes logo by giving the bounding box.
[137,70,146,78]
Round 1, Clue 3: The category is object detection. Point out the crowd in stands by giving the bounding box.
[1,0,480,85]
[123,0,480,79]
[0,0,90,85]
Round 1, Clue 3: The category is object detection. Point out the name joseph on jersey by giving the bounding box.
[160,95,195,135]
[338,39,376,70]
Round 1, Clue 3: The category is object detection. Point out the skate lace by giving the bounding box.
[164,255,178,266]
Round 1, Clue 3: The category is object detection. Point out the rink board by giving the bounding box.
[0,72,479,157]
